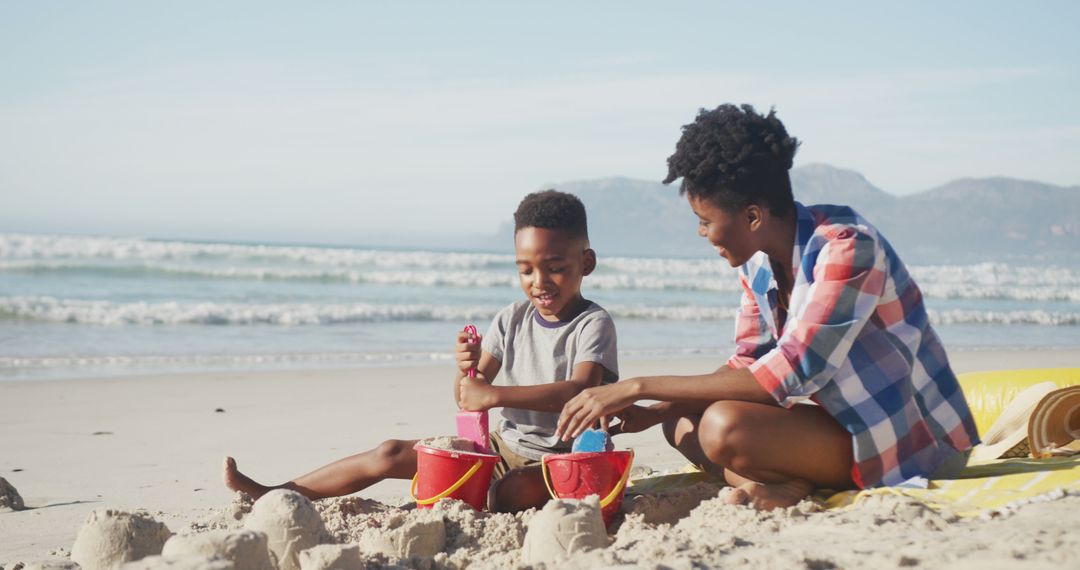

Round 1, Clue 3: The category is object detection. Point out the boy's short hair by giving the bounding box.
[514,190,589,241]
[662,104,800,217]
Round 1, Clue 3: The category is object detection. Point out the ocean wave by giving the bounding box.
[7,296,1075,326]
[0,296,743,325]
[0,260,745,292]
[0,350,454,371]
[0,233,737,278]
[926,309,1080,326]
[0,296,502,325]
[0,233,513,270]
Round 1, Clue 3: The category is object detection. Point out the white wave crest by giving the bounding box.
[0,351,453,371]
[0,296,501,326]
[3,296,1078,327]
[0,233,513,270]
[927,309,1080,326]
[0,259,746,292]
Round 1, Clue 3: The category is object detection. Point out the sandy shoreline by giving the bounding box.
[2,349,1079,566]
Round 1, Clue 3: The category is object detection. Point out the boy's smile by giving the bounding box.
[514,227,596,322]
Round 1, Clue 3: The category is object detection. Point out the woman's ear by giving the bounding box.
[582,248,597,276]
[745,204,764,231]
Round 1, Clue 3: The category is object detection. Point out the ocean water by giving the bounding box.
[2,232,1079,381]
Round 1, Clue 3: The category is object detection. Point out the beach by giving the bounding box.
[2,349,1079,567]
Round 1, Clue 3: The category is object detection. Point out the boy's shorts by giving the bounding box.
[489,431,542,479]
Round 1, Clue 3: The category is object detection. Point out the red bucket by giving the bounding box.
[541,450,633,527]
[411,443,499,511]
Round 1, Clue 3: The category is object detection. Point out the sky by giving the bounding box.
[2,1,1078,245]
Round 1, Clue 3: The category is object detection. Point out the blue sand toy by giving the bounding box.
[572,428,614,453]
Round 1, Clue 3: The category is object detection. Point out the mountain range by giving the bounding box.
[489,164,1080,264]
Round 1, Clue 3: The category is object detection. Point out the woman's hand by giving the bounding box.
[556,381,638,441]
[606,404,664,436]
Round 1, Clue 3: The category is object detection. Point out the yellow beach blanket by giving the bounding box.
[627,368,1080,518]
[819,456,1080,517]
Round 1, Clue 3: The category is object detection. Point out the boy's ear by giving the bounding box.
[582,248,597,276]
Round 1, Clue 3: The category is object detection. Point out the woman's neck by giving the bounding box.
[762,211,797,281]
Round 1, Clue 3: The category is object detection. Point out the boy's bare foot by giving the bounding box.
[722,478,813,511]
[223,456,272,501]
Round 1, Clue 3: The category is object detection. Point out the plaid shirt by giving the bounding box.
[727,202,980,488]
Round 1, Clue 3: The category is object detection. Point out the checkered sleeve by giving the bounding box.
[749,227,887,407]
[726,270,776,369]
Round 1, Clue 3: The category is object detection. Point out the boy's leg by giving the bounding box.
[491,465,549,513]
[224,438,420,501]
[487,431,550,513]
[662,401,853,510]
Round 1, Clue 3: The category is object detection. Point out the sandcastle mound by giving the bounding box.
[521,496,609,565]
[71,509,172,570]
[355,510,446,558]
[243,489,329,570]
[161,529,274,570]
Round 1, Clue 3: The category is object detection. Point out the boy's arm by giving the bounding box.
[457,360,609,413]
[454,348,501,404]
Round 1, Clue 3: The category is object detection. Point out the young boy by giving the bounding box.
[556,104,980,510]
[224,189,618,512]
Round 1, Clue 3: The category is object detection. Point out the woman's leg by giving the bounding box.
[662,401,853,509]
[224,438,420,501]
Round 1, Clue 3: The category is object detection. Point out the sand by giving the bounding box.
[2,350,1080,568]
[0,477,24,512]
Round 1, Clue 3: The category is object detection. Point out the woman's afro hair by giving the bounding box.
[663,104,800,216]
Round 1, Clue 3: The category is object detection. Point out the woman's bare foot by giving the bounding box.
[722,478,813,511]
[223,457,273,500]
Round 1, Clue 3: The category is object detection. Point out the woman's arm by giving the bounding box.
[555,365,775,440]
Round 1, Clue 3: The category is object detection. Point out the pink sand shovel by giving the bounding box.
[457,325,492,454]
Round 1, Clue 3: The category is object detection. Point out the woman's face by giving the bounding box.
[688,195,760,267]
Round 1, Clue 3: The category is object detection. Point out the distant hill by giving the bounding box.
[487,165,1080,264]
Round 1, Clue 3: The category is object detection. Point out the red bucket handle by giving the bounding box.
[541,450,634,509]
[411,458,484,506]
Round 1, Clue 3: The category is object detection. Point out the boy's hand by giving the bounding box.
[606,404,663,436]
[556,383,637,441]
[458,374,497,411]
[455,330,482,375]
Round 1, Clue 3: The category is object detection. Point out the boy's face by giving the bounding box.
[688,194,760,267]
[514,227,596,322]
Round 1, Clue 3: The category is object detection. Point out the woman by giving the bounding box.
[555,104,980,509]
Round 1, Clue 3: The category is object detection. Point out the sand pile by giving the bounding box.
[119,555,234,569]
[417,436,477,452]
[622,481,723,525]
[70,509,172,570]
[50,482,1080,569]
[0,476,26,512]
[297,544,362,570]
[308,495,528,568]
[8,563,81,569]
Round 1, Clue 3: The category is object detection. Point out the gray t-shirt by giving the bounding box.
[481,299,619,460]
